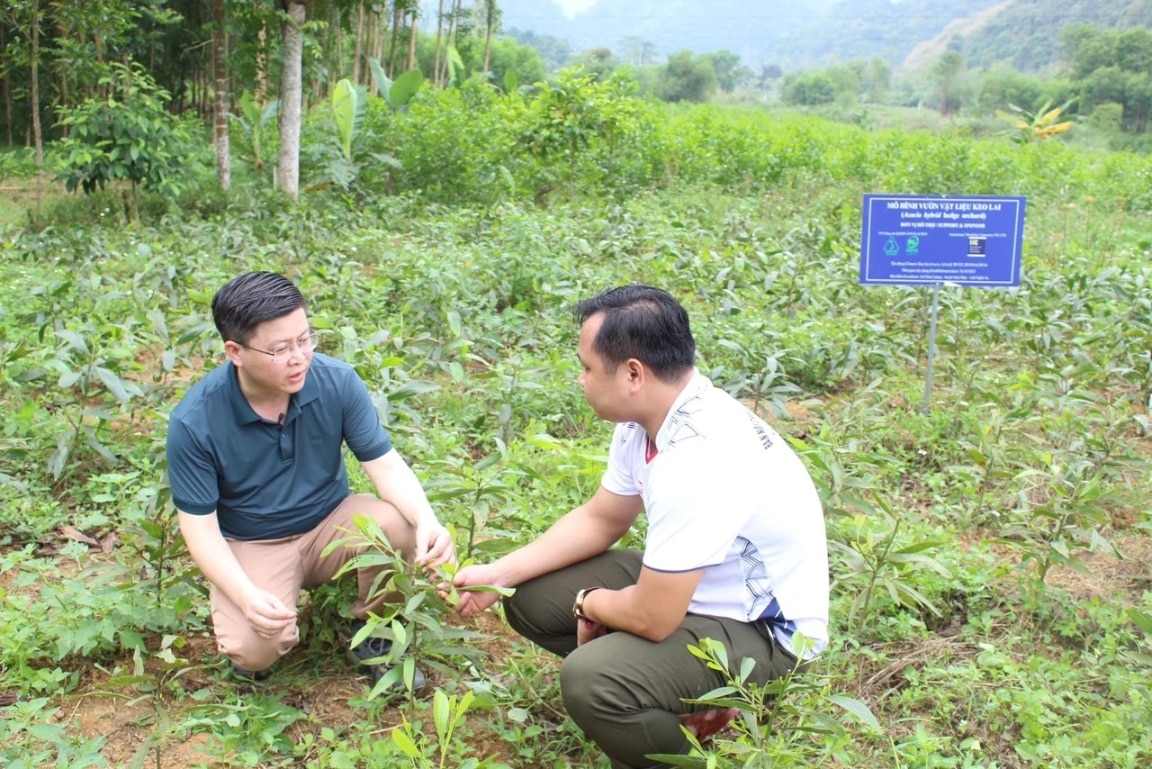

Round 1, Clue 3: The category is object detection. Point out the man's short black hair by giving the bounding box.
[212,271,307,345]
[575,284,695,383]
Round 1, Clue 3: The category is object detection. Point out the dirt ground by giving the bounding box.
[38,531,1147,768]
[54,610,526,767]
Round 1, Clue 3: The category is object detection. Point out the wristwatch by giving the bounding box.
[572,586,601,621]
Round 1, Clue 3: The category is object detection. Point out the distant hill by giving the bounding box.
[497,0,844,68]
[899,1,1013,76]
[496,0,1000,69]
[496,0,1152,74]
[933,0,1152,73]
[782,0,1004,68]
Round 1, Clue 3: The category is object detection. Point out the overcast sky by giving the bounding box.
[553,0,600,19]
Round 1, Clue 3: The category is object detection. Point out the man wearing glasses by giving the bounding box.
[167,271,454,686]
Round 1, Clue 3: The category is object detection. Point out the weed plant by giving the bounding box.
[0,100,1150,767]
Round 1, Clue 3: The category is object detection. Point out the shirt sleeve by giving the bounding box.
[166,418,219,515]
[600,423,642,496]
[341,370,393,462]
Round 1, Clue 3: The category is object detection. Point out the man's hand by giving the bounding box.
[577,618,608,646]
[243,588,297,639]
[452,562,506,616]
[415,520,456,571]
[679,708,739,742]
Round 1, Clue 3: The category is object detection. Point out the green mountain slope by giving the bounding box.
[497,0,868,65]
[954,0,1152,71]
[786,0,1003,66]
[496,0,1152,72]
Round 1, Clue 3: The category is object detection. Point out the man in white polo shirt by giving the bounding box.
[453,284,829,769]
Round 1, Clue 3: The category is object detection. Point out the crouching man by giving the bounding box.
[167,271,455,685]
[453,285,829,768]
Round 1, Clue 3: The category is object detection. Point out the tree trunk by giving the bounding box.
[211,0,230,191]
[278,0,306,200]
[353,1,365,84]
[3,74,11,148]
[438,0,453,85]
[376,8,386,65]
[30,0,43,166]
[330,3,342,90]
[1,24,11,146]
[483,0,495,74]
[365,5,376,72]
[433,0,446,86]
[407,4,418,71]
[388,1,402,77]
[442,0,461,84]
[0,24,8,146]
[255,23,269,103]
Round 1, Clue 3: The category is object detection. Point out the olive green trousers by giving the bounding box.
[503,551,801,769]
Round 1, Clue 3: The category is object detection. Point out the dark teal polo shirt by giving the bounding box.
[166,353,392,540]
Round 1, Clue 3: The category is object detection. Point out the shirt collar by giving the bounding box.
[654,369,709,448]
[224,358,321,425]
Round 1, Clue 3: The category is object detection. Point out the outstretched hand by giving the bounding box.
[451,562,506,616]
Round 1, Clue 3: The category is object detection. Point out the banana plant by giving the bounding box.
[998,99,1075,144]
[331,77,365,161]
[324,77,369,189]
[231,90,278,173]
[368,60,424,109]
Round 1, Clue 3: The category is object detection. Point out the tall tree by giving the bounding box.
[439,0,462,85]
[407,1,419,71]
[29,0,41,165]
[352,1,365,83]
[705,50,743,93]
[433,0,447,86]
[2,0,44,164]
[481,0,498,74]
[210,0,230,190]
[277,0,306,199]
[659,50,717,103]
[931,50,966,117]
[618,36,656,67]
[0,23,9,146]
[572,47,615,82]
[865,56,890,104]
[388,0,403,77]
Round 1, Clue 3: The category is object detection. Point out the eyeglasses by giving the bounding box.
[242,330,319,364]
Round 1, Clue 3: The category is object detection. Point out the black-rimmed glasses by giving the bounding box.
[242,330,319,364]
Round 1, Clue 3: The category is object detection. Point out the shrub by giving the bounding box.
[53,62,192,221]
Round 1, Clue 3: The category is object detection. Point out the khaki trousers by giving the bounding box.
[504,551,800,769]
[210,493,414,672]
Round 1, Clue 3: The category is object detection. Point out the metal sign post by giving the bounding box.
[923,283,941,414]
[858,194,1027,412]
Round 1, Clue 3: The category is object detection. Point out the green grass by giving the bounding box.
[0,178,53,228]
[0,108,1150,768]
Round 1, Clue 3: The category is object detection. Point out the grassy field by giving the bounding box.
[0,109,1150,768]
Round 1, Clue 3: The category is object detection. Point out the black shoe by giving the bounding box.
[345,619,428,692]
[229,662,271,682]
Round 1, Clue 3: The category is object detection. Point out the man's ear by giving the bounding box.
[625,358,645,388]
[223,340,244,367]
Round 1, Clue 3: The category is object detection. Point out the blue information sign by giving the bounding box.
[859,194,1026,287]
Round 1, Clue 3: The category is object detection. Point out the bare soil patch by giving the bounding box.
[56,610,526,767]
